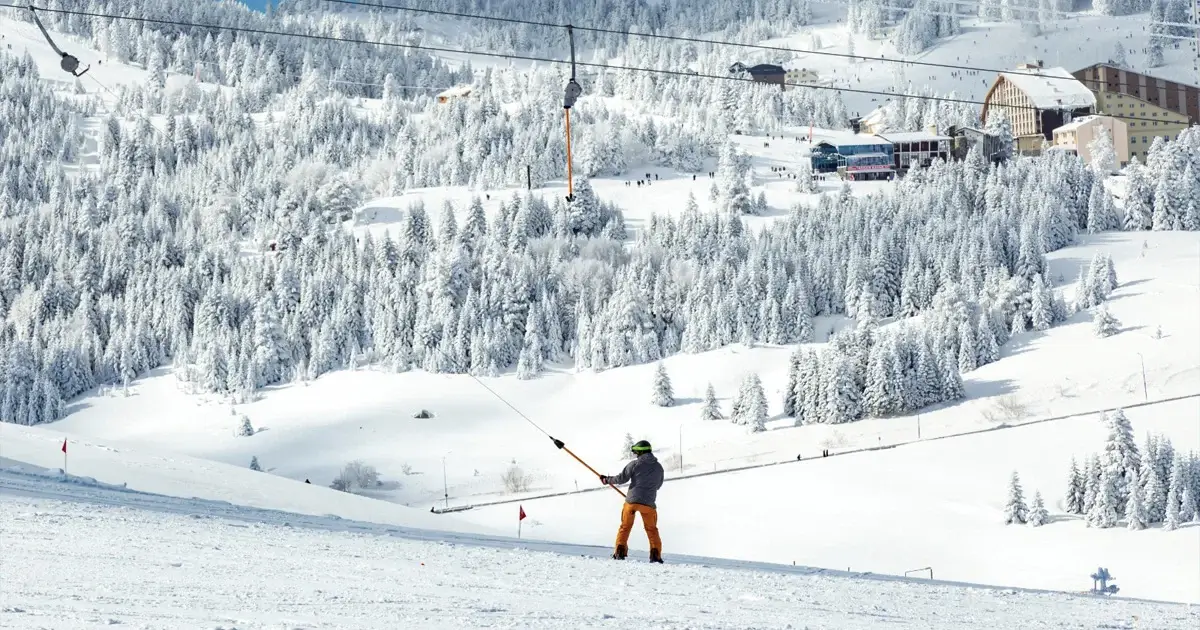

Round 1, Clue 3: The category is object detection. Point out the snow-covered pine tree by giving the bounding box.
[1087,127,1119,176]
[743,372,768,433]
[1005,471,1028,525]
[730,377,747,424]
[1028,490,1049,527]
[1088,464,1122,528]
[783,350,801,417]
[238,415,255,437]
[975,312,999,367]
[250,456,262,471]
[621,432,635,460]
[1163,478,1181,530]
[1031,275,1054,331]
[1164,455,1187,530]
[1092,307,1121,338]
[1126,467,1147,530]
[1102,408,1140,509]
[957,319,978,373]
[651,362,674,407]
[701,382,722,421]
[1066,457,1085,514]
[1083,454,1102,514]
[1142,460,1167,523]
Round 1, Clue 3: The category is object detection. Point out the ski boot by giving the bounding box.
[611,544,627,560]
[649,548,663,564]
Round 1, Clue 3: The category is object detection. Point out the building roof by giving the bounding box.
[1000,66,1096,110]
[860,105,889,125]
[1052,115,1100,133]
[876,132,951,143]
[824,134,892,147]
[437,85,473,99]
[746,63,786,75]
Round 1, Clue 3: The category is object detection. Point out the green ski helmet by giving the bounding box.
[631,440,652,454]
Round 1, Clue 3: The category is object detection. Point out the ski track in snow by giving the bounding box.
[2,468,1198,630]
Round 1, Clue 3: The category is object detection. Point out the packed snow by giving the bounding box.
[3,466,1199,629]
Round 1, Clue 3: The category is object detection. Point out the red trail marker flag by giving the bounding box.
[61,438,68,474]
[518,505,526,539]
[61,439,67,454]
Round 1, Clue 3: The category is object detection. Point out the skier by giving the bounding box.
[599,440,665,563]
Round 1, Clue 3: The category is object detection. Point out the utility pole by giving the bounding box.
[916,413,921,440]
[526,164,532,191]
[1137,353,1148,401]
[442,454,450,510]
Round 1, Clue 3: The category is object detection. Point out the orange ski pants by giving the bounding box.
[615,502,662,551]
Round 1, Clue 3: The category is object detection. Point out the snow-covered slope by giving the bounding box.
[52,232,1200,500]
[3,468,1198,629]
[461,395,1200,603]
[0,422,490,535]
[44,230,1200,600]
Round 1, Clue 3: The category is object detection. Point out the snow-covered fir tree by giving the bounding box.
[651,362,674,407]
[249,456,262,471]
[1126,467,1147,530]
[1092,307,1121,338]
[238,416,255,437]
[701,383,722,421]
[1088,464,1122,528]
[1066,457,1086,515]
[1005,471,1028,525]
[621,432,636,459]
[1028,490,1049,527]
[735,373,768,433]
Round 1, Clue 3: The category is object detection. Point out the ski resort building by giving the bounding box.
[1072,64,1196,163]
[1051,115,1130,168]
[730,63,787,89]
[981,63,1096,155]
[875,131,952,171]
[784,66,820,87]
[810,136,895,180]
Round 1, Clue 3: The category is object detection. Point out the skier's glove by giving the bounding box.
[598,475,608,485]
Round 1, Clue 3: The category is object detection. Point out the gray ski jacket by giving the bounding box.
[604,452,665,508]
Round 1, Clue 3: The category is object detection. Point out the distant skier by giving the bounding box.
[599,440,665,563]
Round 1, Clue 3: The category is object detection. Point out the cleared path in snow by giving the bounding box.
[433,391,1200,513]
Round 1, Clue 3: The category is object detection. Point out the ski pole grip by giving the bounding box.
[552,438,565,449]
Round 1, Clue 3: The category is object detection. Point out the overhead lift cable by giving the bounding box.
[0,4,1177,126]
[314,0,1087,84]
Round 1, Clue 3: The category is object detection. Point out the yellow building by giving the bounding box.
[1072,64,1196,164]
[1051,115,1130,170]
[981,63,1097,155]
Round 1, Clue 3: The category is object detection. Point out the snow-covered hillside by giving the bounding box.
[41,230,1200,600]
[50,232,1200,502]
[3,459,1199,629]
[4,0,1200,616]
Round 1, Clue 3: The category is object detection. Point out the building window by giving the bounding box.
[1132,136,1138,143]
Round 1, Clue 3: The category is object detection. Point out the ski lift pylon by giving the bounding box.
[562,25,582,202]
